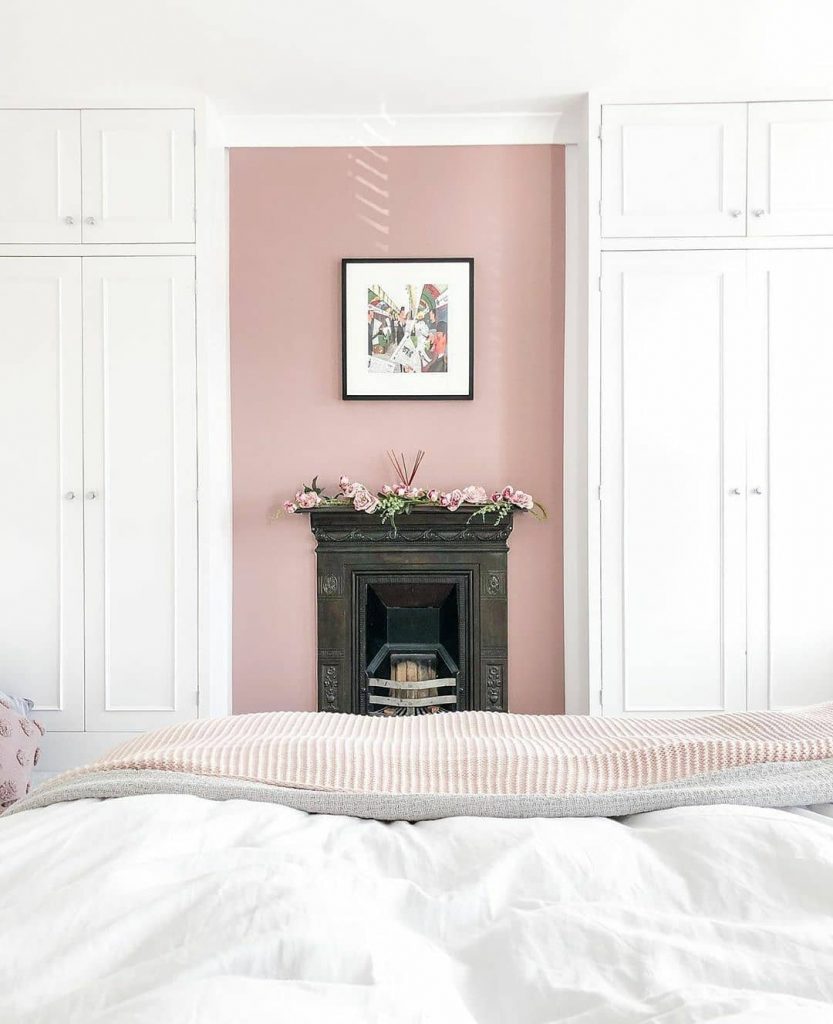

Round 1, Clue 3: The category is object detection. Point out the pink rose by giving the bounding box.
[462,485,488,505]
[382,484,394,495]
[490,491,502,502]
[339,476,362,498]
[282,500,298,514]
[353,488,380,514]
[394,485,407,497]
[441,488,464,512]
[501,486,515,500]
[510,490,534,510]
[427,489,440,501]
[406,486,424,499]
[296,490,322,509]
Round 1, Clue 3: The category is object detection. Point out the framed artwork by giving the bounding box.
[342,257,474,400]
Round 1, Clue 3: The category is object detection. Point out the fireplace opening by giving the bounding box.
[362,579,463,716]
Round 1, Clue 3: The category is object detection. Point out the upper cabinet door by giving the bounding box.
[601,103,748,238]
[0,111,81,242]
[0,258,84,732]
[81,110,195,243]
[747,101,833,235]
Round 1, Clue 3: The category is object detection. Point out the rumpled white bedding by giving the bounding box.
[2,794,833,1024]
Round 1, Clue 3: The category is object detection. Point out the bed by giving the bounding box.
[2,706,833,1023]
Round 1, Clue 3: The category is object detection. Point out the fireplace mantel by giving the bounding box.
[310,506,515,547]
[309,508,515,715]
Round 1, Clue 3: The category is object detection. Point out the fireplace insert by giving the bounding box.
[362,577,464,715]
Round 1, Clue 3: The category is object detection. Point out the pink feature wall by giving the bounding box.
[230,145,565,715]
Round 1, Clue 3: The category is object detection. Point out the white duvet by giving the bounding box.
[2,795,833,1024]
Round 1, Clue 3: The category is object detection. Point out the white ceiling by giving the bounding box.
[3,0,833,115]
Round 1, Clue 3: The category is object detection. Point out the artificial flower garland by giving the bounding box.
[281,476,546,527]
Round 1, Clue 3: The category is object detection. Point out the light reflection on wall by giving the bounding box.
[348,111,395,252]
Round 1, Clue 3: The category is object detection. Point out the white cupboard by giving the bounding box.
[746,250,833,710]
[83,258,198,731]
[0,256,198,738]
[0,106,203,772]
[0,259,85,730]
[600,247,833,715]
[747,102,833,236]
[81,110,196,243]
[600,251,748,715]
[0,112,82,242]
[601,104,748,238]
[0,109,194,245]
[602,100,833,239]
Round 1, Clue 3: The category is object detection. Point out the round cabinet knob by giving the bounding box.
[728,209,742,218]
[64,216,76,226]
[729,488,741,496]
[64,491,76,500]
[751,209,765,217]
[86,491,98,500]
[85,216,97,226]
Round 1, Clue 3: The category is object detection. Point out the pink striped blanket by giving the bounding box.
[10,705,833,819]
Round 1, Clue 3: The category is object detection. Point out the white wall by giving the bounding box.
[2,1,833,116]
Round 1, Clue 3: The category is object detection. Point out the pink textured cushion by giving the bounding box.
[0,700,44,808]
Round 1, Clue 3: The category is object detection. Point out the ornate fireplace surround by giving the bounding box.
[310,507,514,714]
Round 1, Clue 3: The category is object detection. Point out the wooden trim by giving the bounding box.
[195,100,233,719]
[221,111,572,148]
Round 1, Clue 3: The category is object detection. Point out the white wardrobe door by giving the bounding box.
[83,257,197,731]
[0,258,84,730]
[747,250,833,709]
[748,102,833,236]
[601,103,748,238]
[0,111,81,242]
[600,251,747,716]
[81,110,195,243]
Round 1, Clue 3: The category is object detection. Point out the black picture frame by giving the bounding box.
[341,257,474,400]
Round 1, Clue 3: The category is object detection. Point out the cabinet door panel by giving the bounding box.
[748,102,833,236]
[83,257,197,731]
[600,251,747,716]
[81,110,195,243]
[747,251,833,709]
[601,103,748,238]
[0,258,84,730]
[0,111,81,242]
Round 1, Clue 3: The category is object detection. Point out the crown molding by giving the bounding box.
[220,110,575,148]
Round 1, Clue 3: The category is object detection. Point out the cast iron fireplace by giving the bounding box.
[310,508,513,714]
